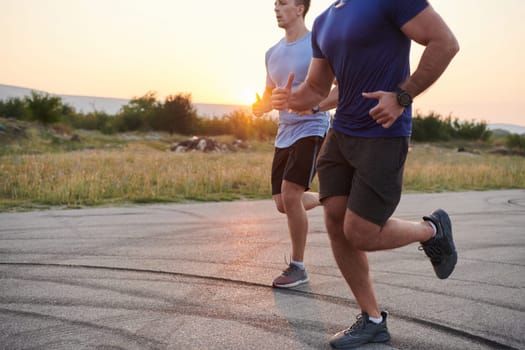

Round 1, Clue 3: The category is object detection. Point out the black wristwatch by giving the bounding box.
[395,87,413,107]
[311,105,320,113]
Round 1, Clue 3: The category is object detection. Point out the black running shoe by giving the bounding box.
[329,311,390,349]
[420,208,458,279]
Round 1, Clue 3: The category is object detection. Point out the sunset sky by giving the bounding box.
[1,0,524,126]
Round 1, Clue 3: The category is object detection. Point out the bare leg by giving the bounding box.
[281,180,311,262]
[344,210,434,252]
[273,181,320,262]
[323,196,381,318]
[323,196,435,318]
[302,191,321,211]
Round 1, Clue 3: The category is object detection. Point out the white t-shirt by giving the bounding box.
[265,32,330,148]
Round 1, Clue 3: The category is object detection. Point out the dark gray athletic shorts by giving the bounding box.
[316,129,409,226]
[271,136,324,195]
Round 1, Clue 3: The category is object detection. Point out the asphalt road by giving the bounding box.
[1,190,524,350]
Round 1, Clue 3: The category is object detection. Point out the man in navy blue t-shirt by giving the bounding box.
[272,0,459,348]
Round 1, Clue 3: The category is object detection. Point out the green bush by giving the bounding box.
[0,97,27,119]
[69,111,114,134]
[452,118,491,141]
[196,110,277,141]
[112,91,159,132]
[8,93,496,145]
[411,112,491,142]
[152,93,197,135]
[412,112,451,141]
[506,133,525,151]
[24,91,64,124]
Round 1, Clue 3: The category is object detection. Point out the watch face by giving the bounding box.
[397,91,412,107]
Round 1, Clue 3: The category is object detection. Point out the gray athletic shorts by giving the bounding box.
[317,129,409,226]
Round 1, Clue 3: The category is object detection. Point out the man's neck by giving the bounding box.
[285,23,308,43]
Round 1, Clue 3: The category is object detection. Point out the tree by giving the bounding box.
[69,110,114,134]
[114,91,160,132]
[156,93,198,135]
[0,97,27,119]
[411,112,450,141]
[452,118,492,141]
[506,133,525,151]
[24,91,63,124]
[225,110,252,140]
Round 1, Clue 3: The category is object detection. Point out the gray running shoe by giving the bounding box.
[420,208,458,279]
[272,263,309,288]
[329,311,390,349]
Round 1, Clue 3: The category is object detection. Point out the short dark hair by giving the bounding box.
[296,0,310,17]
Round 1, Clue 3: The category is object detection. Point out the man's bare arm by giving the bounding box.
[319,82,338,112]
[362,5,459,128]
[272,58,335,111]
[290,58,335,110]
[400,5,460,97]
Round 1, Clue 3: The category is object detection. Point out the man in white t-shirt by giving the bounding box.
[252,0,337,288]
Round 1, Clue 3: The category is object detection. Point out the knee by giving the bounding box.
[281,190,301,212]
[324,212,345,242]
[322,198,347,242]
[275,202,285,214]
[344,215,376,251]
[273,196,285,214]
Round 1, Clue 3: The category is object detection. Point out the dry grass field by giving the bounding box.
[404,144,525,192]
[1,140,524,211]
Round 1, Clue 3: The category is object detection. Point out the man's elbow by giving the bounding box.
[320,90,330,100]
[305,80,330,100]
[447,34,460,58]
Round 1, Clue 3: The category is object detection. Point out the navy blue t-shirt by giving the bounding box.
[312,0,428,137]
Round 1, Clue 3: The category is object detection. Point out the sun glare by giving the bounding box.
[238,89,258,106]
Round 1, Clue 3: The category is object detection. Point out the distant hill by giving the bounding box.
[0,83,249,118]
[486,123,525,135]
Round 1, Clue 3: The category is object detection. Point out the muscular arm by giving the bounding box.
[291,58,335,110]
[293,82,338,116]
[318,83,338,112]
[400,5,460,97]
[363,5,459,128]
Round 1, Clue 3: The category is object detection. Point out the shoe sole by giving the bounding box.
[272,276,309,288]
[436,251,458,279]
[432,209,458,279]
[330,331,391,349]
